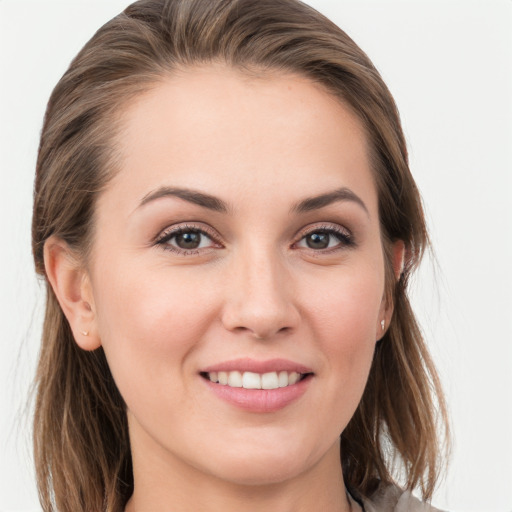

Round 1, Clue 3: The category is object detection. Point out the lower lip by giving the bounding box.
[201,375,312,413]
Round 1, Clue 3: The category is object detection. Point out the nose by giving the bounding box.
[220,245,300,340]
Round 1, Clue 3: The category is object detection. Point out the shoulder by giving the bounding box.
[358,482,446,512]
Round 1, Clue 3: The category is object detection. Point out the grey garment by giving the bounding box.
[353,483,445,512]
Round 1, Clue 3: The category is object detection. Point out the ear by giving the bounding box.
[392,239,405,280]
[44,236,101,351]
[376,239,406,340]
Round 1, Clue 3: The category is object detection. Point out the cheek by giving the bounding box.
[307,266,383,342]
[94,261,216,342]
[303,266,383,404]
[90,262,219,399]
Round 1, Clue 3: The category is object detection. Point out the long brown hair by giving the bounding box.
[32,0,449,510]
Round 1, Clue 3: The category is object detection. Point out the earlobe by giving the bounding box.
[44,236,101,351]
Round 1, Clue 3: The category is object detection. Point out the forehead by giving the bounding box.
[103,64,377,216]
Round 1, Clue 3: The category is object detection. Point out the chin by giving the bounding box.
[209,459,305,487]
[198,440,324,487]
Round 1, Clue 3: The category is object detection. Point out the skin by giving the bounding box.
[45,64,403,512]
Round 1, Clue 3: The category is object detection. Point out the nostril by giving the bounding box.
[252,325,293,340]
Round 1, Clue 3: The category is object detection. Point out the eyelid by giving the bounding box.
[295,222,351,238]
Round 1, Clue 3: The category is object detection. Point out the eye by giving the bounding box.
[155,224,221,254]
[295,225,354,251]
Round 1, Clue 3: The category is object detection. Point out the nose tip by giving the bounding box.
[220,256,300,340]
[223,310,295,340]
[222,307,298,340]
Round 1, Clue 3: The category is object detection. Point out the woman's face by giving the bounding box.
[85,64,391,486]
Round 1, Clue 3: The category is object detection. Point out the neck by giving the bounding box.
[125,432,352,512]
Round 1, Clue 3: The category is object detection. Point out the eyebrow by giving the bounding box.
[291,187,369,216]
[138,186,230,213]
[137,185,368,216]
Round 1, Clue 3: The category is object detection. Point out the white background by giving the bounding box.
[0,1,511,511]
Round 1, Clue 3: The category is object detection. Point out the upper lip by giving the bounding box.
[200,358,314,375]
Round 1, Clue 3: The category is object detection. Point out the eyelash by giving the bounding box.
[294,224,355,253]
[154,223,355,256]
[154,224,221,255]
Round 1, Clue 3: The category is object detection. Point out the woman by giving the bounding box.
[31,0,449,510]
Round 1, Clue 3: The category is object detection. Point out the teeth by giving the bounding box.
[261,372,279,390]
[242,371,261,389]
[278,370,288,388]
[288,372,300,385]
[227,371,242,388]
[207,370,304,389]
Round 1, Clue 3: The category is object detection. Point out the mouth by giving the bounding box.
[200,370,312,390]
[199,358,314,412]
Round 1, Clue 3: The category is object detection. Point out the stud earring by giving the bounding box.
[81,331,89,336]
[380,320,385,331]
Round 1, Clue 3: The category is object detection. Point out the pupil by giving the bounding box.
[176,232,201,249]
[307,232,329,249]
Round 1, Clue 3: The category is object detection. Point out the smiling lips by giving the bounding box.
[200,358,313,412]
